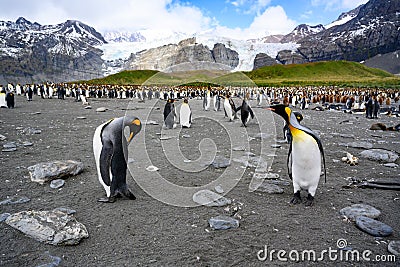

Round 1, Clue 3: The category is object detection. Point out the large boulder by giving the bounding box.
[28,160,84,184]
[4,209,89,245]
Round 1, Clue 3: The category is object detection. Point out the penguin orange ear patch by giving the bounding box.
[132,119,141,126]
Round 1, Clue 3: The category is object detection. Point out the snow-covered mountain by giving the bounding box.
[280,24,325,43]
[0,17,106,83]
[325,4,364,29]
[103,31,146,43]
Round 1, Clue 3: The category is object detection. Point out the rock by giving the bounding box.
[146,165,159,172]
[28,160,84,184]
[209,215,239,230]
[253,172,280,180]
[50,179,65,189]
[0,213,11,222]
[370,123,387,130]
[339,204,381,221]
[211,156,230,168]
[4,209,89,245]
[2,147,17,152]
[271,144,281,148]
[20,127,41,135]
[388,240,400,256]
[182,134,191,138]
[52,207,76,215]
[3,142,17,149]
[360,149,399,163]
[253,182,284,194]
[0,196,30,205]
[383,163,398,168]
[233,146,246,151]
[268,180,291,186]
[22,141,33,147]
[37,251,62,267]
[253,53,278,70]
[159,136,173,140]
[144,120,158,125]
[193,189,231,207]
[0,134,6,141]
[84,106,92,109]
[76,116,86,120]
[340,141,373,149]
[96,107,107,112]
[355,216,393,237]
[214,185,224,194]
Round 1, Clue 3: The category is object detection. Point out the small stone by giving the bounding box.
[360,149,399,163]
[84,106,92,109]
[271,144,281,148]
[211,156,230,168]
[339,141,373,149]
[50,179,65,189]
[355,216,393,237]
[233,146,245,151]
[0,196,31,205]
[160,136,173,140]
[145,120,158,125]
[2,147,17,152]
[76,116,86,120]
[268,179,291,186]
[0,134,6,141]
[182,134,191,138]
[388,240,400,256]
[209,215,239,230]
[96,107,107,112]
[383,163,398,168]
[0,213,11,222]
[53,207,76,215]
[22,141,33,147]
[146,165,159,172]
[193,189,231,207]
[254,183,284,194]
[214,185,224,194]
[339,204,381,221]
[3,142,17,149]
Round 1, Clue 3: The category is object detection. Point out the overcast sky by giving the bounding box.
[0,0,368,39]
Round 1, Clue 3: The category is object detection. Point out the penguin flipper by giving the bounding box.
[100,143,113,186]
[249,106,254,119]
[287,142,293,180]
[235,106,242,113]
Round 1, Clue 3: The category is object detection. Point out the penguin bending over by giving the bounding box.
[236,98,254,127]
[268,105,326,206]
[93,116,142,203]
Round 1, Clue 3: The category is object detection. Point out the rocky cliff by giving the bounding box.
[125,38,239,71]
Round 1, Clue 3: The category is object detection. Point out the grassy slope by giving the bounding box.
[84,61,400,88]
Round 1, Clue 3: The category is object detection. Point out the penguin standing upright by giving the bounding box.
[236,96,254,127]
[203,89,211,111]
[164,99,177,129]
[268,104,326,206]
[5,91,15,108]
[213,93,221,111]
[93,116,142,203]
[223,94,235,121]
[179,98,192,128]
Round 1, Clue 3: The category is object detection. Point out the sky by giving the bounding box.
[0,0,369,40]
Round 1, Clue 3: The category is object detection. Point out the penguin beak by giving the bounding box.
[128,132,134,143]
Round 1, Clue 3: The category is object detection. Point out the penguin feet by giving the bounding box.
[123,188,136,200]
[97,196,116,203]
[304,194,314,206]
[290,191,302,205]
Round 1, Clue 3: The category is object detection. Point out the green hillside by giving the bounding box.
[83,61,400,88]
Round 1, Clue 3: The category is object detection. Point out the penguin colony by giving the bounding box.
[93,95,326,205]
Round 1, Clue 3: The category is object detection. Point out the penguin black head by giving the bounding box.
[183,98,188,104]
[268,104,291,124]
[123,116,142,143]
[293,111,303,123]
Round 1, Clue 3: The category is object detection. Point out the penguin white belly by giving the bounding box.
[0,94,6,107]
[224,100,233,121]
[93,122,111,197]
[180,104,191,127]
[205,95,211,110]
[213,95,218,111]
[291,135,321,196]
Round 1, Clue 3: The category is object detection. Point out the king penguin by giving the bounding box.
[236,95,254,127]
[203,89,211,111]
[223,94,235,121]
[268,104,326,206]
[179,98,192,128]
[164,99,177,129]
[93,116,142,203]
